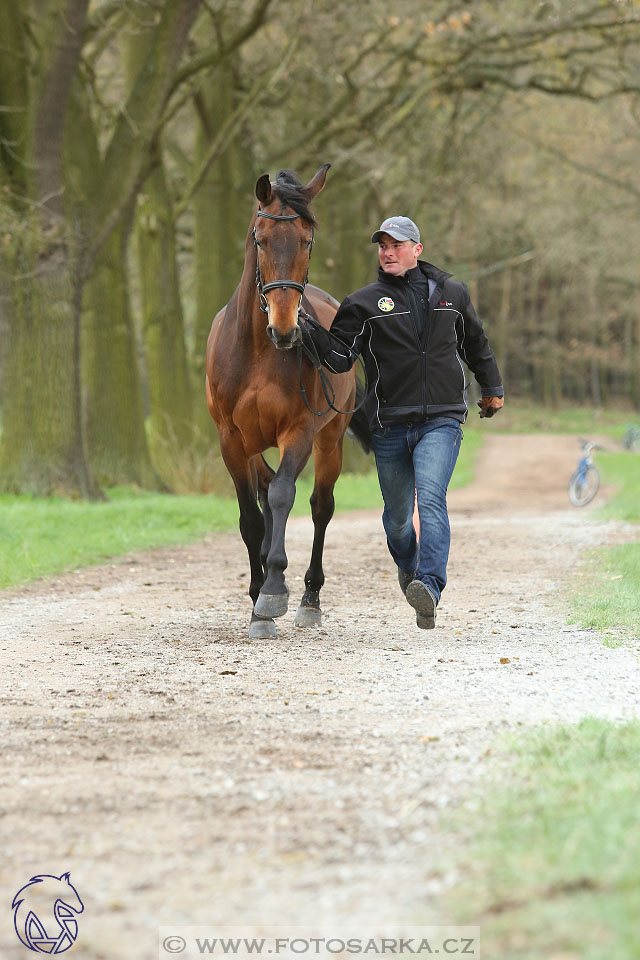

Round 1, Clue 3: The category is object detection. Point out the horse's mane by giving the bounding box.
[272,169,317,227]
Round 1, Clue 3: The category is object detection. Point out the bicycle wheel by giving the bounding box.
[569,466,600,506]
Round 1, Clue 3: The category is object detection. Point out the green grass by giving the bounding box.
[451,718,640,960]
[598,452,640,524]
[0,487,240,589]
[571,542,640,639]
[0,429,481,590]
[568,450,640,639]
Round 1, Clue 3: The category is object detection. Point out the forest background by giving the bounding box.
[1,0,639,499]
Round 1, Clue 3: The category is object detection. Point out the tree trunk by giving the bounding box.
[546,278,560,410]
[82,221,159,487]
[528,258,542,402]
[0,0,97,497]
[0,236,97,496]
[0,2,28,196]
[588,282,602,410]
[136,143,194,485]
[78,0,200,485]
[61,69,157,488]
[86,0,201,273]
[192,67,250,433]
[496,264,511,388]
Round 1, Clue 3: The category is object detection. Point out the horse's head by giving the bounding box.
[253,164,330,350]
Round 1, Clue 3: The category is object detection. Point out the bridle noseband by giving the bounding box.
[253,208,314,314]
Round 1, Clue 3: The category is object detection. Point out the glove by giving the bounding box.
[478,396,504,418]
[298,313,334,358]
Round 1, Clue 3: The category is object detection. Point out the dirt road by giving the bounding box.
[1,435,638,959]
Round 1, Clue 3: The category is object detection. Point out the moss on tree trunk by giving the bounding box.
[82,224,158,487]
[136,145,194,484]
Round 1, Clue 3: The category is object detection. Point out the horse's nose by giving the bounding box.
[266,324,301,350]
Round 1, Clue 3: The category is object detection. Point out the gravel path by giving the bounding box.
[1,434,638,959]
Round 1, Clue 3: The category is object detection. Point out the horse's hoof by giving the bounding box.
[254,591,289,618]
[294,605,322,628]
[249,615,277,639]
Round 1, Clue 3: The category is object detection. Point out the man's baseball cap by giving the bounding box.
[371,216,421,244]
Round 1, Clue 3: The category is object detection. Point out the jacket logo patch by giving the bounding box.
[439,301,453,307]
[378,297,394,312]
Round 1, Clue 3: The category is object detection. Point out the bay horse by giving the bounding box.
[206,164,366,639]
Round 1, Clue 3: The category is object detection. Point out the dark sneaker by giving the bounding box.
[405,580,437,630]
[397,567,413,596]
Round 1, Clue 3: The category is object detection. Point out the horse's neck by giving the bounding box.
[235,244,267,345]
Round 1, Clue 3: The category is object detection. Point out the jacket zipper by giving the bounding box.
[405,281,427,418]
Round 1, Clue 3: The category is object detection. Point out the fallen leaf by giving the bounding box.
[500,657,511,664]
[219,670,237,676]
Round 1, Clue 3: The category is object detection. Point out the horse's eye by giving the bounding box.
[255,239,263,250]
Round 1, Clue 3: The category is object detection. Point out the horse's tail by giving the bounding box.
[346,379,371,454]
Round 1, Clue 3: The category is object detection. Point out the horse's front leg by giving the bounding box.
[255,455,275,570]
[220,438,276,639]
[294,424,344,628]
[254,442,310,619]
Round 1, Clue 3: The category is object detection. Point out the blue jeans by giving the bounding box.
[372,418,462,603]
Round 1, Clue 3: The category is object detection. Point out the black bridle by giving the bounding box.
[253,207,365,418]
[253,208,313,314]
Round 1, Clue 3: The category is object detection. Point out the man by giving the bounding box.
[302,215,504,629]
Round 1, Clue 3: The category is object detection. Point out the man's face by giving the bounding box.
[378,234,423,275]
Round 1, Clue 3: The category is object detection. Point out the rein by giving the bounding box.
[253,206,366,418]
[297,314,366,418]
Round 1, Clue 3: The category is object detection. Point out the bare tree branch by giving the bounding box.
[513,127,640,201]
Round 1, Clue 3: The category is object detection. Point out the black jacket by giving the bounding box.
[308,260,503,431]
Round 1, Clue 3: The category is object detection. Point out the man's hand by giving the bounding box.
[478,396,504,418]
[298,313,333,360]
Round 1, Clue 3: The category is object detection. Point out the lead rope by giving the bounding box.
[296,310,367,417]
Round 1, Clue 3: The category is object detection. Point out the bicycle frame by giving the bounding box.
[569,439,600,507]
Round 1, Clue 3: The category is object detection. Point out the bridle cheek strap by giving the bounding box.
[253,208,314,315]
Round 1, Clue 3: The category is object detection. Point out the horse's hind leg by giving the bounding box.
[294,429,344,629]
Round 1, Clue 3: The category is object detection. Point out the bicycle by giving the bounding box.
[568,439,601,507]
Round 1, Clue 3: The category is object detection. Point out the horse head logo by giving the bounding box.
[12,872,84,954]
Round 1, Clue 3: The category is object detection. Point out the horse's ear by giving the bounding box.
[304,163,331,200]
[256,174,272,205]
